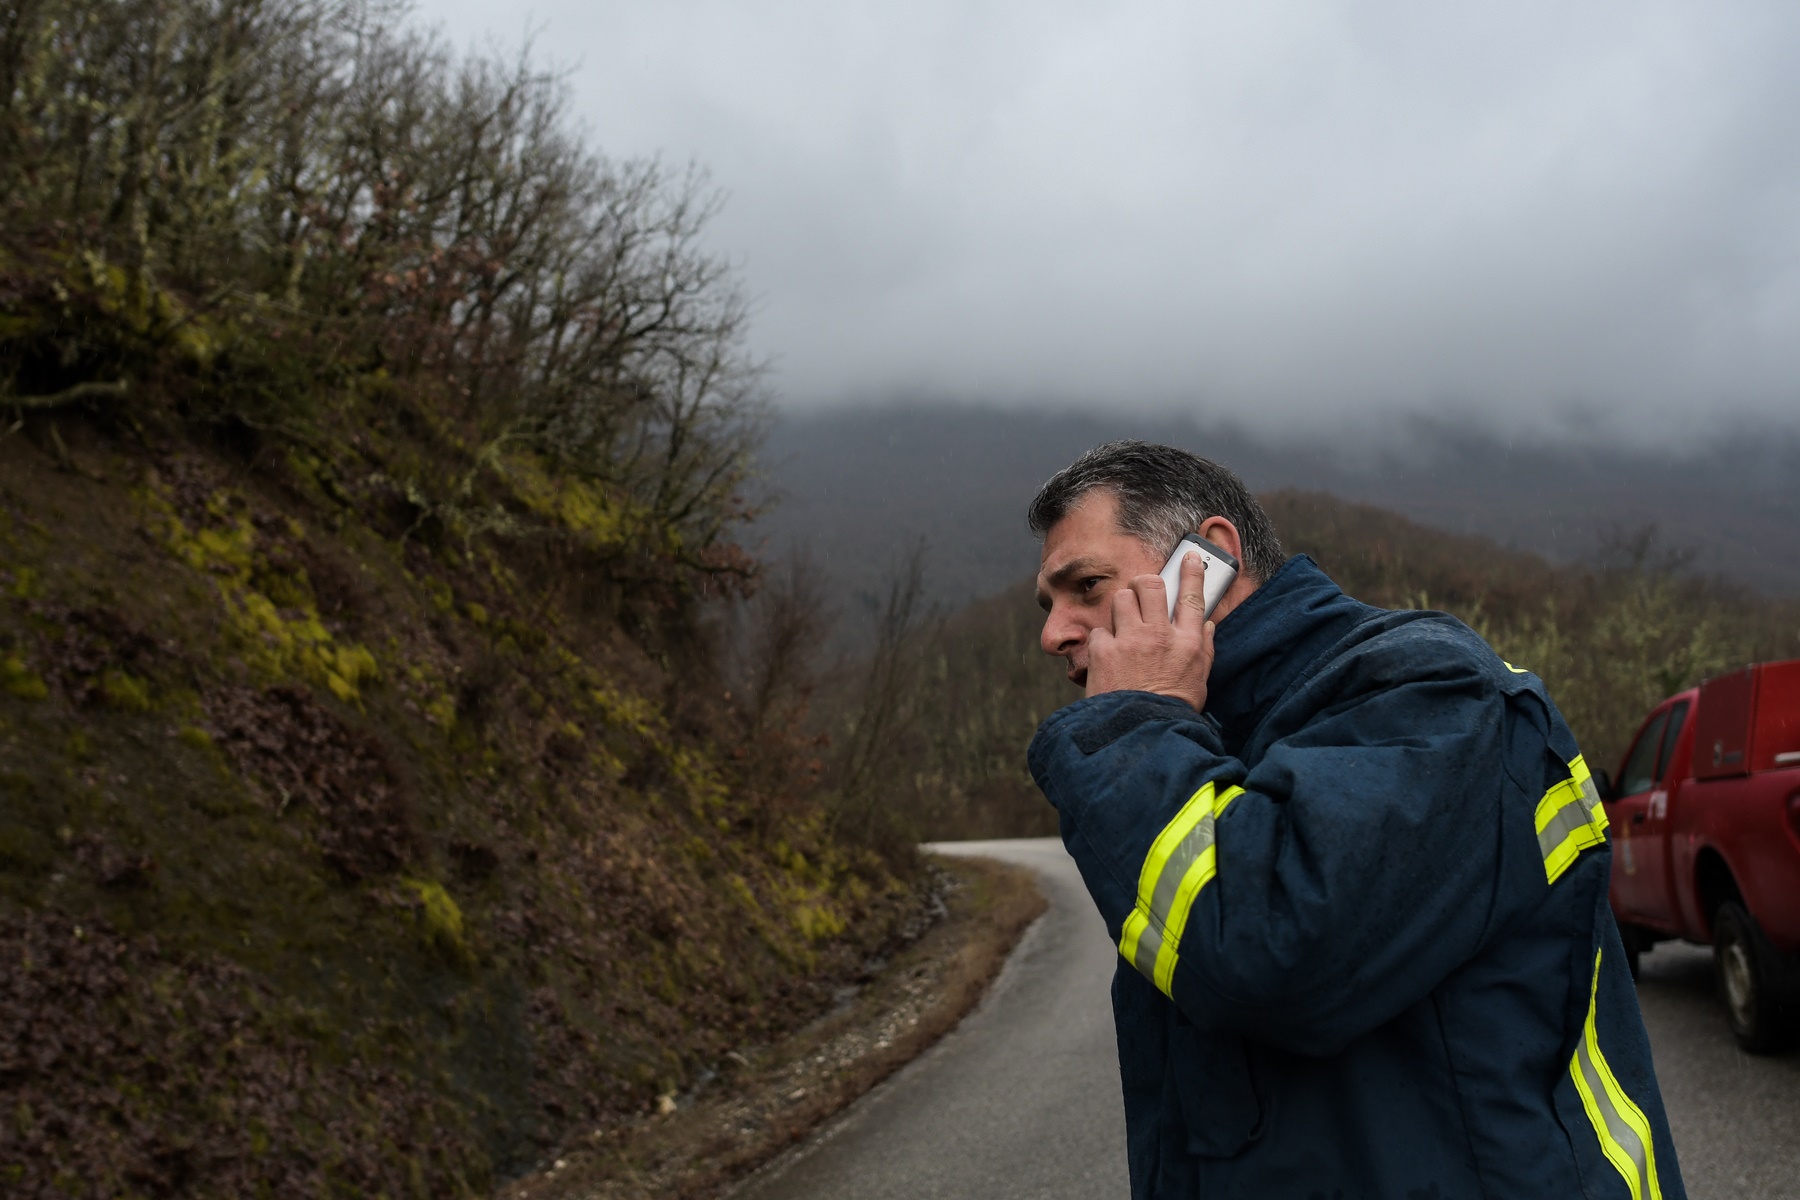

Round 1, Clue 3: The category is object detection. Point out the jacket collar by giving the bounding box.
[1205,555,1373,746]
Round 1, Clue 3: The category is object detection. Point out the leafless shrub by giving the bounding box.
[1,0,764,577]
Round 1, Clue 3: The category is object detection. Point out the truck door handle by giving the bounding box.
[1631,812,1647,825]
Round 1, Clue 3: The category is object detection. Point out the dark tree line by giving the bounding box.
[762,495,1800,845]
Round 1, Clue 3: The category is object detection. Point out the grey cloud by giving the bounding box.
[420,0,1800,441]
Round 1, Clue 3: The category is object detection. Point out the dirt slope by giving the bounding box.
[0,423,924,1197]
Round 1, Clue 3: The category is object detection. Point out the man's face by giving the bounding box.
[1036,490,1166,688]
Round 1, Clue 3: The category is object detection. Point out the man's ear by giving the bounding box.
[1196,516,1244,564]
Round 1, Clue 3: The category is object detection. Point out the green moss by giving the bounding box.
[588,684,660,739]
[425,577,455,613]
[402,877,469,962]
[670,746,727,811]
[722,875,761,919]
[1,655,46,701]
[99,669,152,711]
[251,563,314,610]
[177,725,213,750]
[508,463,639,551]
[9,566,39,600]
[139,481,382,701]
[423,693,457,729]
[322,643,379,702]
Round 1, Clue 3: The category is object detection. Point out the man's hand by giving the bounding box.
[1084,550,1216,711]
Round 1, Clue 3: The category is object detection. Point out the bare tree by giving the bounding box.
[2,0,764,579]
[829,540,937,847]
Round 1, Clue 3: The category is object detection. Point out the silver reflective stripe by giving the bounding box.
[1573,1031,1653,1199]
[1147,807,1221,929]
[1116,783,1242,994]
[1128,915,1163,981]
[1570,948,1663,1200]
[1577,770,1603,820]
[1538,756,1609,885]
[1537,794,1595,863]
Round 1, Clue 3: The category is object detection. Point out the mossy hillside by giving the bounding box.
[1,2,876,1188]
[0,427,919,1197]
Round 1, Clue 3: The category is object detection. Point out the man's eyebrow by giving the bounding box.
[1043,557,1111,590]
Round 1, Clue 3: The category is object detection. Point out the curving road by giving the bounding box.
[729,838,1800,1200]
[729,839,1128,1200]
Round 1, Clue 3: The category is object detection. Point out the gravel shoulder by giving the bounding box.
[501,854,1047,1200]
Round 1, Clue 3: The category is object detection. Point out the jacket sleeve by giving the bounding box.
[1028,633,1534,1057]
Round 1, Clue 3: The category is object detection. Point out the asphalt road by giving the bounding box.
[729,838,1129,1200]
[730,838,1800,1200]
[1635,940,1800,1199]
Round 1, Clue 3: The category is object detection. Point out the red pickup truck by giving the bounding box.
[1601,658,1800,1052]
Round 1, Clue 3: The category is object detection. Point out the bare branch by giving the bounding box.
[7,380,130,409]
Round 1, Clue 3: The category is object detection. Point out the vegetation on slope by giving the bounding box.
[0,1,926,1195]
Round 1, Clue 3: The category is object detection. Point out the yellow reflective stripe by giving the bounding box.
[1116,782,1244,994]
[1536,754,1609,885]
[1152,786,1241,992]
[1137,783,1220,916]
[1505,661,1529,674]
[1120,907,1161,982]
[1570,949,1663,1200]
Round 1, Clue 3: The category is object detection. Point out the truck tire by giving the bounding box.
[1618,923,1646,980]
[1713,901,1797,1054]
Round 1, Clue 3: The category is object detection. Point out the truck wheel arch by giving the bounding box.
[1693,848,1740,938]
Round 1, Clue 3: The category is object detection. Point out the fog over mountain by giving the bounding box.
[414,1,1800,443]
[405,1,1800,620]
[751,406,1800,625]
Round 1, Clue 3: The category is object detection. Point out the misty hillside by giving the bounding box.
[753,404,1800,623]
[879,488,1800,842]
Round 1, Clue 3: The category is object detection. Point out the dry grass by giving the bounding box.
[504,854,1047,1200]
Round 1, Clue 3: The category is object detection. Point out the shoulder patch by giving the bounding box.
[1073,699,1187,754]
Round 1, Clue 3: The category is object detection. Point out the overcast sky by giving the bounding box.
[415,0,1800,443]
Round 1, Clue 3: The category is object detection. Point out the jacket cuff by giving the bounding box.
[1028,690,1218,782]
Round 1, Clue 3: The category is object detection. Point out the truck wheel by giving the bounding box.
[1619,924,1645,980]
[1713,902,1796,1054]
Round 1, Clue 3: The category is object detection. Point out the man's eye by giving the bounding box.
[1080,576,1104,594]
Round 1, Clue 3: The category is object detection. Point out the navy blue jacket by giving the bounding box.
[1028,556,1684,1200]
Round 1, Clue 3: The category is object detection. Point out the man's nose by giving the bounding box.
[1041,603,1082,657]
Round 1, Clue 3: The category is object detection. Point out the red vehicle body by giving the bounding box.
[1602,658,1800,1051]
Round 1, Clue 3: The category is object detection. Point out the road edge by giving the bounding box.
[504,852,1048,1200]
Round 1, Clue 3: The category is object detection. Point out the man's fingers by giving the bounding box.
[1133,572,1172,625]
[1173,551,1208,628]
[1113,577,1149,627]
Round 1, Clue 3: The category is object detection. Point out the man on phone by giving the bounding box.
[1028,441,1683,1199]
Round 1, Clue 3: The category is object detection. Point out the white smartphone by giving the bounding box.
[1158,534,1239,620]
